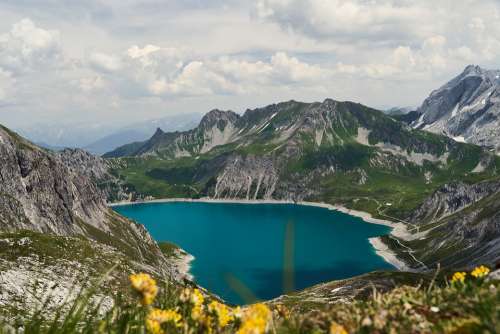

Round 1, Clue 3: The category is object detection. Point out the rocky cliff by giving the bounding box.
[57,148,132,202]
[408,181,500,225]
[0,124,188,316]
[412,65,500,152]
[0,125,106,235]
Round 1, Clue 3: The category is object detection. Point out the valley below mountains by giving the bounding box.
[1,65,500,320]
[104,91,500,272]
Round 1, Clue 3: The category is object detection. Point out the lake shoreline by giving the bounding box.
[172,251,195,281]
[109,197,411,271]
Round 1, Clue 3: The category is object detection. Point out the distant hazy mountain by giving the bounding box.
[16,113,202,155]
[384,106,415,116]
[17,122,115,149]
[34,141,68,152]
[412,65,500,151]
[84,113,202,155]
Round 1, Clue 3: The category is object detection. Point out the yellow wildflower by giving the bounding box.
[179,287,191,302]
[145,308,182,334]
[201,315,214,334]
[191,288,204,306]
[451,272,467,284]
[129,273,158,305]
[208,301,234,328]
[232,306,243,319]
[330,322,348,334]
[236,303,271,334]
[191,303,204,321]
[471,265,490,278]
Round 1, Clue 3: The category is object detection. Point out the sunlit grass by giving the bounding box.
[1,265,498,333]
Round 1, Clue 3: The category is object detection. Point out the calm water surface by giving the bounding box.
[114,202,393,304]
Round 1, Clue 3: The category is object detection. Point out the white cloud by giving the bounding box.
[143,51,327,97]
[0,68,13,101]
[332,35,469,80]
[1,2,500,131]
[254,0,500,78]
[254,0,428,44]
[77,75,106,93]
[270,52,324,82]
[88,45,329,98]
[0,18,62,74]
[89,52,123,72]
[127,44,161,66]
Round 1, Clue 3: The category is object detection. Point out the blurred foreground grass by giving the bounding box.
[0,265,498,334]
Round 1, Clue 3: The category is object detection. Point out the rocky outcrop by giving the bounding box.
[0,125,106,235]
[57,148,131,202]
[0,124,198,319]
[213,155,279,200]
[408,181,500,224]
[412,65,500,152]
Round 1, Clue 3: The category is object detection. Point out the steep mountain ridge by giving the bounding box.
[108,99,499,215]
[108,99,465,161]
[105,109,241,159]
[412,65,500,152]
[83,113,202,155]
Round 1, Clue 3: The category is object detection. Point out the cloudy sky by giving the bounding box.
[1,0,500,129]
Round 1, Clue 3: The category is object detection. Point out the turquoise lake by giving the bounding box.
[113,202,394,304]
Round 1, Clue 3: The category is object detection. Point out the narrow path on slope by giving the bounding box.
[360,197,428,270]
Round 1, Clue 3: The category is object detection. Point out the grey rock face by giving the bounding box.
[0,126,106,235]
[213,155,279,200]
[57,148,131,202]
[409,181,500,224]
[412,65,500,152]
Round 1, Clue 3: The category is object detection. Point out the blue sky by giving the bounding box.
[1,0,500,128]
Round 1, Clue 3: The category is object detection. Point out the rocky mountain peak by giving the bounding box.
[153,127,164,136]
[462,64,483,76]
[412,65,500,152]
[455,65,500,85]
[199,109,240,128]
[322,98,338,106]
